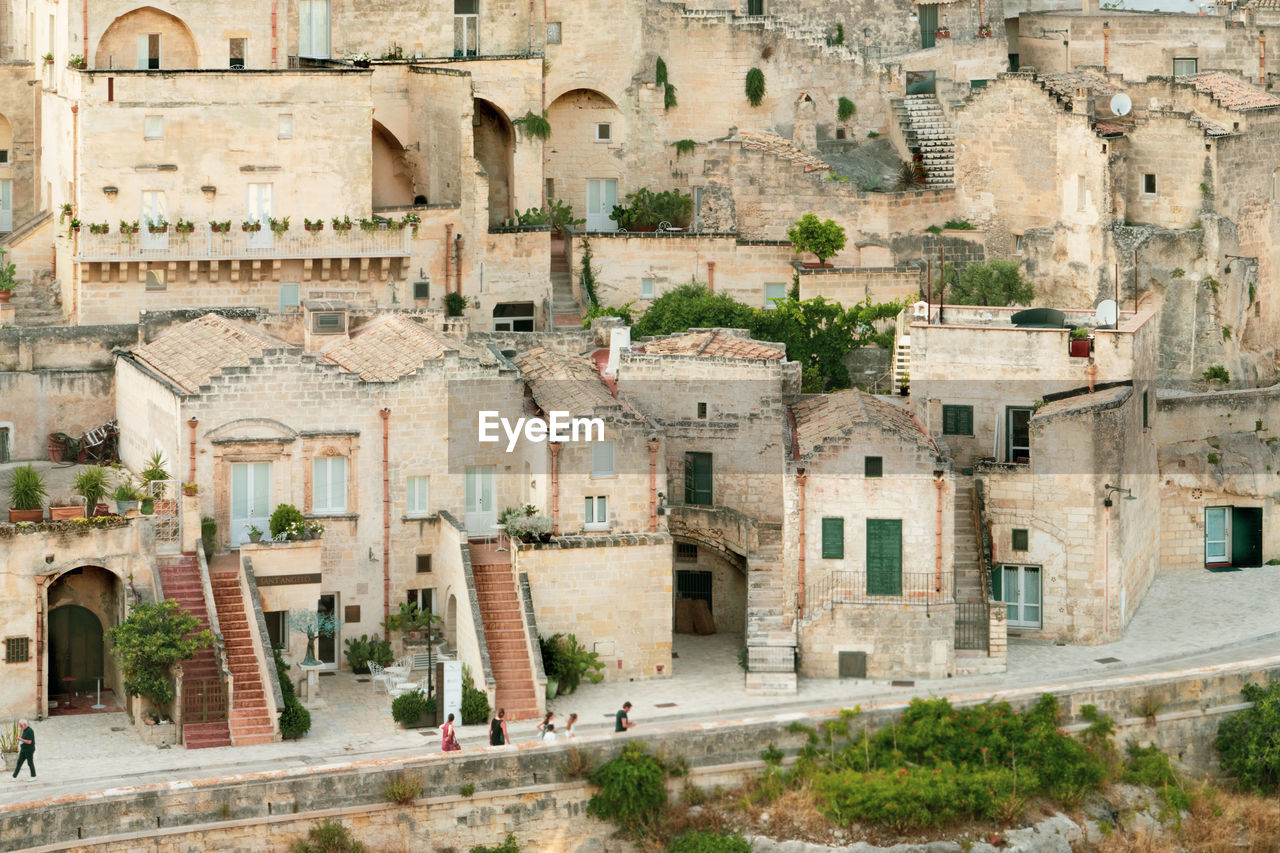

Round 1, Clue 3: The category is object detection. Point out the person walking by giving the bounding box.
[11,720,34,779]
[565,713,578,739]
[542,723,557,743]
[441,713,461,752]
[615,701,636,732]
[536,711,554,739]
[489,708,510,746]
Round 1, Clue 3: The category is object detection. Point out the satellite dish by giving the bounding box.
[1110,93,1132,116]
[1096,299,1118,328]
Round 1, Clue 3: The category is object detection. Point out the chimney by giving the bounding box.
[794,93,817,154]
[1073,86,1095,120]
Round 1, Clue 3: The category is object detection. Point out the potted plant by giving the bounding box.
[288,608,338,666]
[59,203,73,222]
[899,374,910,396]
[8,464,47,523]
[75,466,111,517]
[268,216,291,236]
[0,248,16,304]
[48,494,86,520]
[351,51,373,68]
[331,216,354,232]
[400,212,421,235]
[146,217,169,235]
[0,720,22,770]
[937,25,950,39]
[88,222,110,235]
[68,218,81,238]
[242,219,263,233]
[69,54,86,69]
[304,218,325,234]
[209,220,232,234]
[112,481,143,516]
[391,689,436,728]
[787,212,847,269]
[182,482,199,497]
[41,52,53,65]
[978,23,993,38]
[247,524,264,543]
[119,220,140,241]
[1069,326,1093,358]
[174,218,196,237]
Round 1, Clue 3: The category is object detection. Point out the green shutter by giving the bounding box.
[865,456,883,478]
[942,405,973,436]
[684,452,713,506]
[990,566,1002,599]
[866,519,902,595]
[821,517,844,559]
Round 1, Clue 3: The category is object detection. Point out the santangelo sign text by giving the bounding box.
[477,411,605,452]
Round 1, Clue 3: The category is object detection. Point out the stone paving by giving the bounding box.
[2,564,1278,808]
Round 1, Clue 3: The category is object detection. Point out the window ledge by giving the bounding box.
[583,524,611,532]
[402,513,435,522]
[306,512,358,521]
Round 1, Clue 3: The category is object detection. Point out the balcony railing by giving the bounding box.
[75,225,411,262]
[804,570,949,614]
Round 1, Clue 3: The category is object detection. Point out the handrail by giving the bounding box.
[803,570,951,615]
[240,556,284,734]
[973,479,996,604]
[196,542,234,718]
[75,223,410,262]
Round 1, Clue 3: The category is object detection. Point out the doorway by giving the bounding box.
[230,461,271,546]
[49,604,104,697]
[465,465,496,535]
[1206,505,1263,568]
[1005,406,1033,463]
[317,593,339,669]
[919,5,938,49]
[141,190,168,252]
[995,564,1041,628]
[746,0,764,14]
[246,183,273,250]
[586,179,618,232]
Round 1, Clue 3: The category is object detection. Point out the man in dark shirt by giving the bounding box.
[615,701,635,733]
[11,719,35,779]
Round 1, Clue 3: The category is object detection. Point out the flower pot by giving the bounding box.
[0,291,11,304]
[182,485,198,496]
[47,434,65,462]
[8,508,43,523]
[546,677,559,700]
[91,503,111,517]
[49,505,85,520]
[1069,337,1092,358]
[354,60,371,68]
[400,710,433,729]
[248,532,263,543]
[140,497,154,515]
[899,386,910,396]
[1,751,18,771]
[115,499,140,515]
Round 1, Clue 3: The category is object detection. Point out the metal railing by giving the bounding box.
[181,677,227,723]
[75,224,411,262]
[804,570,948,613]
[148,479,181,553]
[955,602,989,651]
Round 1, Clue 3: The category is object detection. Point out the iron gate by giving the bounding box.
[955,602,989,651]
[182,677,227,723]
[149,478,182,552]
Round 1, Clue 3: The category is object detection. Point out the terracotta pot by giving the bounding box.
[8,508,44,523]
[49,505,85,520]
[0,291,11,303]
[1069,338,1092,358]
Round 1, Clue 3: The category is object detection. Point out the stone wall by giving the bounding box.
[0,63,37,232]
[796,266,923,306]
[799,602,955,679]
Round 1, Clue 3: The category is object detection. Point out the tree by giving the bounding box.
[1216,681,1280,792]
[289,608,338,666]
[108,600,213,707]
[631,282,756,338]
[944,259,1035,307]
[786,213,847,266]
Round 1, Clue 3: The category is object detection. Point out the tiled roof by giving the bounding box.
[791,389,936,460]
[732,131,831,173]
[513,347,640,419]
[1039,70,1119,101]
[1187,112,1231,137]
[1093,120,1127,136]
[1035,384,1131,418]
[641,329,786,361]
[1184,72,1280,111]
[321,315,484,382]
[129,313,283,394]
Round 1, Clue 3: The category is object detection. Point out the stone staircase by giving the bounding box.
[954,480,985,604]
[210,567,276,745]
[7,268,65,327]
[550,236,580,329]
[157,555,231,750]
[892,94,955,188]
[745,539,798,694]
[467,542,540,720]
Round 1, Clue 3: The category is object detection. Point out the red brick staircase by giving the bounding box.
[157,555,231,750]
[211,564,276,746]
[468,542,540,720]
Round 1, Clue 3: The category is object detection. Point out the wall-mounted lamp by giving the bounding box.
[1103,483,1136,507]
[201,184,217,199]
[656,491,667,516]
[102,186,118,197]
[472,297,480,309]
[1224,254,1257,274]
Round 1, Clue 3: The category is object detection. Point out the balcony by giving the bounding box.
[75,225,411,263]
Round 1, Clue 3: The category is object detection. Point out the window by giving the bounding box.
[1013,234,1024,254]
[137,33,161,69]
[821,517,844,559]
[344,605,361,624]
[641,277,655,299]
[696,402,707,419]
[145,269,167,291]
[764,282,787,308]
[230,37,247,69]
[864,456,883,478]
[144,115,163,139]
[279,283,300,313]
[413,280,430,300]
[278,114,293,139]
[492,301,535,331]
[684,451,713,506]
[454,0,479,56]
[546,21,562,44]
[969,78,989,89]
[416,554,432,573]
[1011,528,1029,551]
[312,311,345,333]
[941,404,973,436]
[5,637,30,663]
[407,588,435,615]
[1172,57,1198,76]
[1142,173,1157,196]
[299,0,331,59]
[866,519,903,595]
[0,150,8,165]
[584,495,609,529]
[595,123,612,142]
[1142,390,1149,429]
[675,542,698,562]
[1076,174,1086,212]
[592,440,615,478]
[996,564,1041,627]
[312,456,347,513]
[406,476,429,516]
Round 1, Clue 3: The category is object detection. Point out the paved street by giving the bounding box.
[2,563,1277,808]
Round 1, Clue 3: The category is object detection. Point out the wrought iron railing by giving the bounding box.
[955,479,996,652]
[75,224,410,262]
[148,479,181,553]
[804,570,948,614]
[181,677,227,723]
[956,602,990,651]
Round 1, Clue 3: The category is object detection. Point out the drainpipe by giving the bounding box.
[1104,504,1111,636]
[934,475,944,593]
[455,234,464,296]
[1262,31,1268,83]
[271,2,279,69]
[35,577,47,719]
[187,417,198,483]
[380,409,391,628]
[549,442,561,534]
[648,437,659,533]
[707,261,716,291]
[82,0,89,68]
[796,468,807,618]
[1102,21,1110,72]
[444,225,453,295]
[528,0,534,54]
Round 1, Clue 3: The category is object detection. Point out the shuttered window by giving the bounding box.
[866,519,902,595]
[942,404,974,436]
[821,517,844,559]
[684,452,713,506]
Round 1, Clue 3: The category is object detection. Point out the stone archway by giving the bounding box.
[46,565,121,710]
[473,99,514,227]
[94,7,200,69]
[372,120,415,208]
[545,89,621,231]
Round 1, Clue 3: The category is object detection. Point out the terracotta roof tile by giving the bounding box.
[1039,70,1119,101]
[641,329,785,361]
[513,347,641,419]
[129,313,283,394]
[791,389,936,460]
[1093,120,1127,136]
[733,131,831,173]
[1184,72,1280,111]
[321,315,484,382]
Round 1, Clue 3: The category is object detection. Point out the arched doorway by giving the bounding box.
[47,565,122,711]
[445,593,458,650]
[545,89,621,231]
[372,120,415,208]
[473,99,514,227]
[49,605,104,698]
[94,7,200,69]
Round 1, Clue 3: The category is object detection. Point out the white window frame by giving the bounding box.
[299,0,331,59]
[764,282,787,308]
[278,114,294,139]
[595,122,612,142]
[279,283,301,313]
[1172,57,1197,77]
[1205,506,1230,565]
[1013,233,1024,254]
[454,0,479,57]
[584,495,609,530]
[144,115,163,140]
[1001,564,1042,628]
[312,456,348,514]
[1141,173,1157,197]
[1075,174,1085,212]
[546,21,562,44]
[640,277,655,299]
[592,439,616,478]
[137,33,161,70]
[406,476,429,517]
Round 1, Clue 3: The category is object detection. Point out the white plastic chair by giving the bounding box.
[369,662,393,694]
[390,675,429,698]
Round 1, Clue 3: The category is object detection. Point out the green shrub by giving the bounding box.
[837,96,856,122]
[460,782,476,797]
[587,741,668,833]
[1122,742,1189,815]
[344,634,394,674]
[665,83,678,110]
[1216,681,1280,792]
[289,819,364,853]
[469,835,519,853]
[942,218,974,230]
[745,67,766,106]
[444,291,468,317]
[280,696,312,740]
[761,743,784,765]
[1204,364,1230,383]
[511,111,551,142]
[787,212,847,266]
[391,689,436,725]
[556,633,606,693]
[7,463,47,511]
[384,772,423,805]
[673,139,698,158]
[269,503,305,538]
[655,57,668,87]
[108,600,213,707]
[942,259,1035,307]
[818,764,1018,830]
[668,830,751,853]
[461,669,491,724]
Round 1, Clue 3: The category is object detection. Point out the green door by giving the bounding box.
[866,519,902,596]
[919,5,937,49]
[684,452,713,506]
[1231,507,1263,567]
[49,605,104,696]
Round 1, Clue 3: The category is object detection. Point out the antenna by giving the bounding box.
[1109,93,1132,116]
[1096,299,1118,328]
